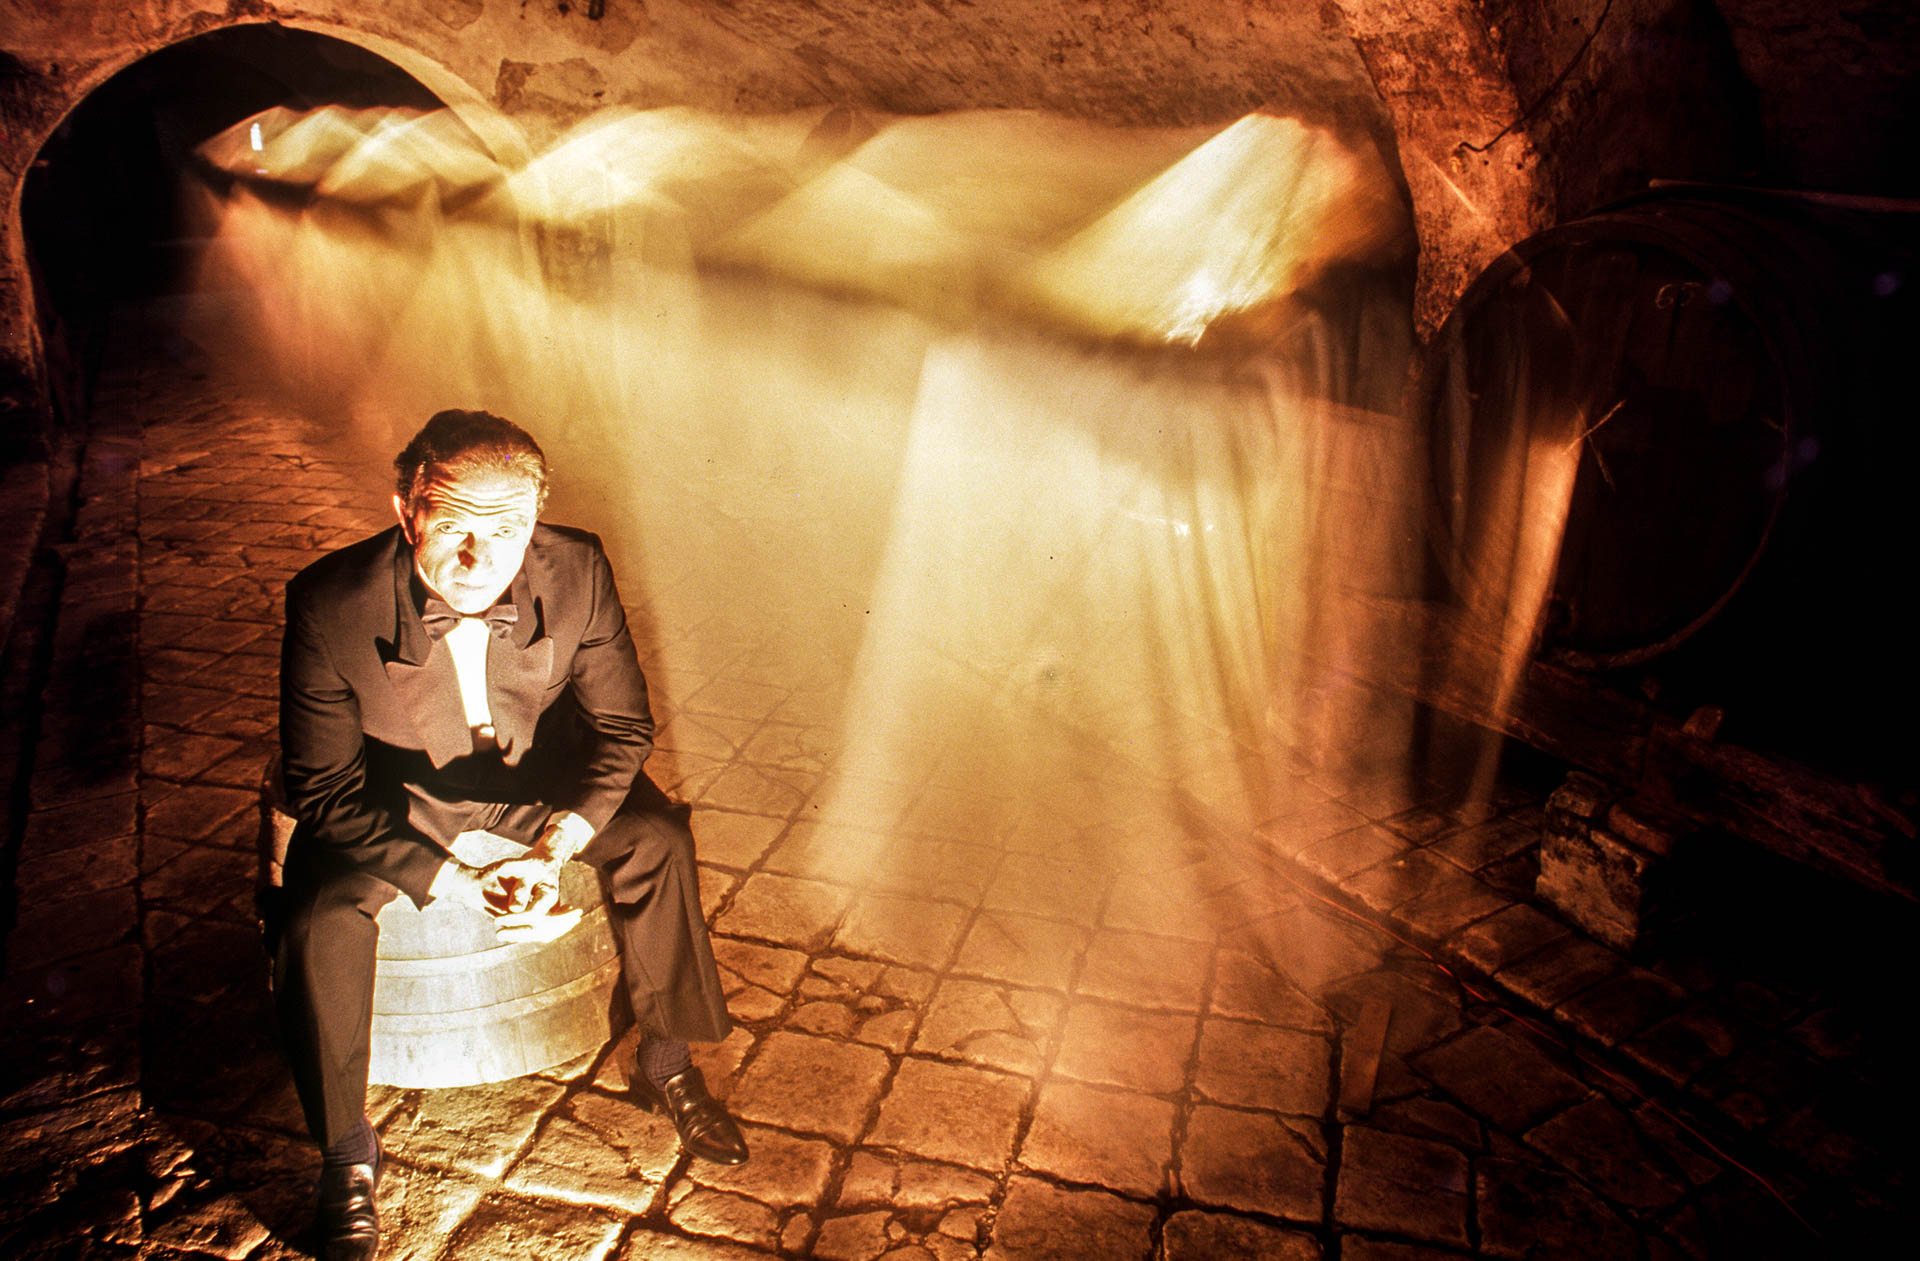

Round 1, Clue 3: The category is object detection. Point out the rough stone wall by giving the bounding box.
[1477,0,1760,218]
[1334,0,1784,339]
[1332,0,1552,341]
[1716,0,1920,197]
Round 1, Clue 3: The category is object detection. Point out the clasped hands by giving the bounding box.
[440,845,583,944]
[477,854,582,943]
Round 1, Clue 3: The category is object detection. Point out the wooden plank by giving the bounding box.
[1645,724,1916,898]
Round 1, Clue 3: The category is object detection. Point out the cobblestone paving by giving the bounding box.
[1,317,1905,1258]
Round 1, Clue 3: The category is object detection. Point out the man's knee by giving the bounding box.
[593,800,698,901]
[279,868,401,956]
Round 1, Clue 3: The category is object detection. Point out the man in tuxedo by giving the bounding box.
[277,410,746,1261]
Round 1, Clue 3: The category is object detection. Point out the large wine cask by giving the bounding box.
[1419,186,1916,775]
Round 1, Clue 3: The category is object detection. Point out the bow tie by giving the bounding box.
[421,596,519,642]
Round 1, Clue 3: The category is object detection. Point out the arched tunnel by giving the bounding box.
[0,4,1914,1258]
[21,25,445,423]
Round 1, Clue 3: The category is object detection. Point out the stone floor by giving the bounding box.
[0,312,1909,1259]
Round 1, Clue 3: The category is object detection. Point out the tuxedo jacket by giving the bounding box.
[279,523,653,907]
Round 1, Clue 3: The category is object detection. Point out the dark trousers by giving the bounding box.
[273,774,732,1149]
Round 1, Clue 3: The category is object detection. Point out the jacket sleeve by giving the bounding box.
[279,576,446,906]
[548,541,654,831]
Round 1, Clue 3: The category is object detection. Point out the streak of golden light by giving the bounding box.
[1416,149,1490,220]
[186,100,1515,977]
[1021,114,1410,344]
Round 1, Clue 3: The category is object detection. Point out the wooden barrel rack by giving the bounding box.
[1401,185,1919,896]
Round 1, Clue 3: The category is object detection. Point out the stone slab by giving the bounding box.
[868,1058,1028,1170]
[727,1031,890,1144]
[1019,1080,1173,1197]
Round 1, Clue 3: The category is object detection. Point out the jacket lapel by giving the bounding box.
[379,542,474,769]
[487,563,554,765]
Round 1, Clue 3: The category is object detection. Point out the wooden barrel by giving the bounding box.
[1418,186,1917,774]
[367,831,625,1088]
[261,777,627,1089]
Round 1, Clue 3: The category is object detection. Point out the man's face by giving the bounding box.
[394,466,540,615]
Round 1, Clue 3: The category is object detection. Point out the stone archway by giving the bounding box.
[0,18,495,435]
[11,23,462,428]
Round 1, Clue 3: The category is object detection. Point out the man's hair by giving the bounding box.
[394,410,550,516]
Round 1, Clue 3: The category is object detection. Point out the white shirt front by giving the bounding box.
[438,612,594,860]
[442,615,496,739]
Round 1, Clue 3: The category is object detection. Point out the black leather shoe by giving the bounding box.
[315,1143,383,1261]
[641,1066,750,1165]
